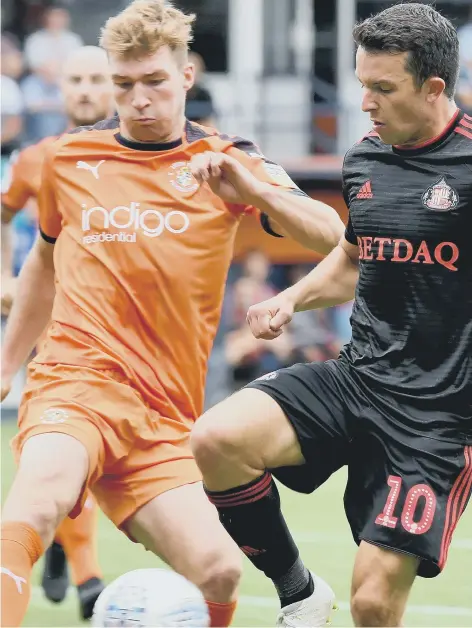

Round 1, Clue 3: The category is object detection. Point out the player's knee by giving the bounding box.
[351,585,400,627]
[3,433,89,536]
[191,409,245,471]
[194,548,242,602]
[3,467,80,541]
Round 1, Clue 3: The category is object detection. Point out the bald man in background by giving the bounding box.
[1,46,115,620]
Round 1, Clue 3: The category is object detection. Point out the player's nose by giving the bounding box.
[131,84,151,110]
[361,90,377,113]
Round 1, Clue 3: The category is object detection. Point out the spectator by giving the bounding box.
[21,60,67,142]
[24,5,83,72]
[1,33,25,160]
[1,75,23,171]
[185,51,216,126]
[457,8,472,113]
[1,33,24,81]
[225,250,293,387]
[1,85,23,163]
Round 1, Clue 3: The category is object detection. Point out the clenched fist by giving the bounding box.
[188,151,264,206]
[246,293,295,340]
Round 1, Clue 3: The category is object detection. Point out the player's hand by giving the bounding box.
[189,152,264,205]
[247,294,295,340]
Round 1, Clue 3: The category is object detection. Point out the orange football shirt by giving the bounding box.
[36,117,303,424]
[2,136,57,214]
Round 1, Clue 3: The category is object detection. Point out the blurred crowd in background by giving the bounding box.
[205,252,353,407]
[1,0,471,404]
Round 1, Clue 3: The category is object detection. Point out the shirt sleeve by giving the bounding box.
[1,149,35,213]
[341,150,359,245]
[342,178,357,245]
[344,214,357,245]
[38,144,62,242]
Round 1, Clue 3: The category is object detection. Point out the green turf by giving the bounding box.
[1,418,471,627]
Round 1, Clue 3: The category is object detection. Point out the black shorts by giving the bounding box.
[246,359,472,578]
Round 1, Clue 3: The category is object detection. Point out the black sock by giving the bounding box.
[205,472,314,607]
[273,556,314,608]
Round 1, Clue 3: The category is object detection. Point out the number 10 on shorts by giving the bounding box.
[375,476,437,535]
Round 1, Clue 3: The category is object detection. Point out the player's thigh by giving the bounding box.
[126,482,241,589]
[197,360,355,493]
[346,428,472,578]
[192,384,304,483]
[93,407,203,525]
[98,424,239,593]
[8,363,139,519]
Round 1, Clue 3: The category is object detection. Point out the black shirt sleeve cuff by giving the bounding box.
[260,213,283,238]
[39,227,57,244]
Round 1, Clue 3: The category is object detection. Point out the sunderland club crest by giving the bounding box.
[422,177,459,212]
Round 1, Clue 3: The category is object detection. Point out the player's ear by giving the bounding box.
[424,77,446,103]
[183,62,195,92]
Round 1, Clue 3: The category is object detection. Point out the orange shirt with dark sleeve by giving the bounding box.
[36,118,304,425]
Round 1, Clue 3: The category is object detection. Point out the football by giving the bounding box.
[91,568,210,627]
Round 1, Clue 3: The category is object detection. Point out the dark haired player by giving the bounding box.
[191,4,472,626]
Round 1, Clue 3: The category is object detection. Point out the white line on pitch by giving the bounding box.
[239,597,472,617]
[30,587,472,618]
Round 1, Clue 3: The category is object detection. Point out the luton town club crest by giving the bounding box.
[422,177,459,212]
[168,161,199,193]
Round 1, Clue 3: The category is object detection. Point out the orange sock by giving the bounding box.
[1,522,44,627]
[55,494,102,586]
[206,600,237,627]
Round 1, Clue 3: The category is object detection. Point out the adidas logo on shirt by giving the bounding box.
[356,180,373,199]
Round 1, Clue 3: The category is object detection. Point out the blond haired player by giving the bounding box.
[0,2,343,626]
[1,45,115,619]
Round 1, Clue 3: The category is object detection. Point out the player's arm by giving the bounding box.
[189,148,344,255]
[1,204,15,282]
[1,144,61,395]
[285,235,359,311]
[275,163,360,309]
[1,235,56,387]
[1,203,18,316]
[275,207,360,312]
[247,185,343,255]
[230,147,345,254]
[1,149,34,282]
[246,225,359,341]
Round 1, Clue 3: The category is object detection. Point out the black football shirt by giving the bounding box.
[341,109,472,439]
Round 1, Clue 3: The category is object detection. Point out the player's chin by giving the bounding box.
[372,124,388,138]
[374,125,399,145]
[129,122,164,142]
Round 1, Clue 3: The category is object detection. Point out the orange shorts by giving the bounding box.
[12,362,202,530]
